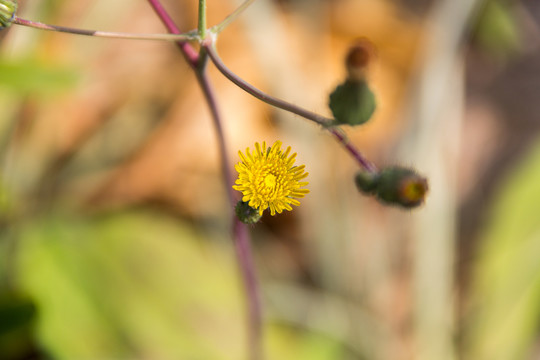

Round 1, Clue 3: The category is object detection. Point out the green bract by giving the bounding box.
[0,0,17,29]
[235,201,262,224]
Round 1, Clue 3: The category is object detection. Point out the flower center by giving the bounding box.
[264,173,277,189]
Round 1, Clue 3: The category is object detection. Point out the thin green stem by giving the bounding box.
[212,0,255,34]
[198,0,207,39]
[13,17,198,42]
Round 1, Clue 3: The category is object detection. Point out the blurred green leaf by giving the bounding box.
[466,140,540,360]
[12,211,350,359]
[0,295,36,335]
[0,293,41,360]
[473,1,520,57]
[15,211,245,359]
[0,58,79,93]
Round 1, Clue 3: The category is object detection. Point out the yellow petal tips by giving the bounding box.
[233,141,309,217]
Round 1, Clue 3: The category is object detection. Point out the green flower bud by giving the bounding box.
[0,0,17,29]
[374,166,428,208]
[235,200,262,224]
[354,170,380,195]
[329,79,376,126]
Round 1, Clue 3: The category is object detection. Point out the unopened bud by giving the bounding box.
[346,38,376,81]
[0,0,17,29]
[235,201,262,224]
[354,170,379,195]
[375,167,428,208]
[329,79,376,126]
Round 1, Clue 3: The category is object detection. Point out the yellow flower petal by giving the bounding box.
[233,141,309,216]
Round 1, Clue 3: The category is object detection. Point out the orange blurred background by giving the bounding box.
[1,0,539,359]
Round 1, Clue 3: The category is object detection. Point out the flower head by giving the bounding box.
[233,141,309,216]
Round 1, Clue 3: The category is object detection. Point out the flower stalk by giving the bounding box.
[147,1,263,359]
[204,42,378,173]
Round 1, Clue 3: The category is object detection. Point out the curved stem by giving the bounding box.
[197,68,263,360]
[205,43,332,127]
[195,68,236,204]
[13,17,198,42]
[196,54,263,360]
[328,128,378,173]
[212,0,256,34]
[204,43,378,173]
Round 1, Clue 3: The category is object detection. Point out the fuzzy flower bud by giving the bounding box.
[329,79,376,126]
[354,170,379,195]
[329,39,377,126]
[0,0,17,29]
[375,167,428,208]
[345,38,376,82]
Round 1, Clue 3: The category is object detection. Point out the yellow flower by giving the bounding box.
[233,141,309,216]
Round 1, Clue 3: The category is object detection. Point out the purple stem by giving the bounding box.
[204,44,378,173]
[198,70,262,360]
[146,0,199,67]
[234,218,263,360]
[328,128,378,173]
[146,2,263,359]
[195,71,236,204]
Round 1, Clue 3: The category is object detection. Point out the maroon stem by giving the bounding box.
[147,2,263,359]
[195,71,236,204]
[146,0,199,67]
[204,44,378,173]
[234,218,263,360]
[328,128,378,173]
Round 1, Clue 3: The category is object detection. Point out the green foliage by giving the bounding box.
[9,211,350,359]
[329,79,376,126]
[0,295,36,336]
[15,212,245,359]
[473,1,520,57]
[466,140,540,360]
[0,58,79,94]
[0,294,39,359]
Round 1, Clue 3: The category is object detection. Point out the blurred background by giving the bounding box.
[1,0,539,359]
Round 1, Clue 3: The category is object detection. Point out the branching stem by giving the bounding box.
[204,43,378,173]
[146,0,199,67]
[147,1,263,359]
